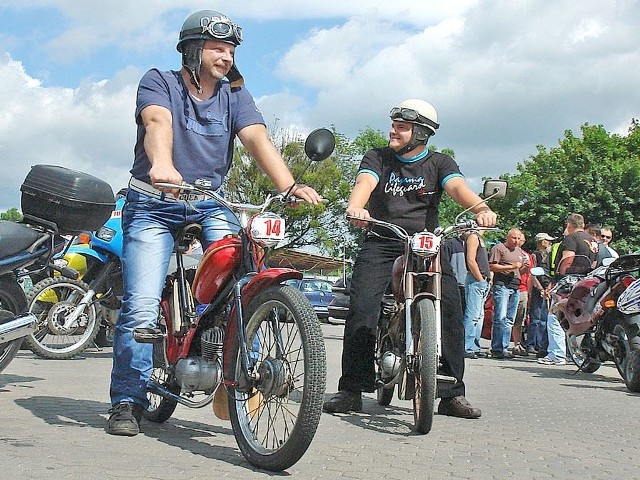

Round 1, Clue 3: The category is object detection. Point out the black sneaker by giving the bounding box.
[438,396,482,419]
[106,402,144,436]
[322,390,362,413]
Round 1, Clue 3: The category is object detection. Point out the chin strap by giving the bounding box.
[182,41,205,94]
[394,124,432,156]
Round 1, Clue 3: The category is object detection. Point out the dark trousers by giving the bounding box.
[338,237,466,399]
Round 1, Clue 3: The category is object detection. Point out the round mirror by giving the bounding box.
[304,128,335,162]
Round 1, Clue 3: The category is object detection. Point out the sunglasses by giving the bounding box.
[389,107,439,130]
[602,235,612,240]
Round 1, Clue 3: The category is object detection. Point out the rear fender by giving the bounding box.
[222,268,302,384]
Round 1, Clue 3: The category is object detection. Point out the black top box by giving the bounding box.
[21,165,115,234]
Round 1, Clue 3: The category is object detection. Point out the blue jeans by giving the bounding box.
[110,190,237,407]
[526,289,548,352]
[463,276,489,353]
[545,312,566,361]
[490,284,520,353]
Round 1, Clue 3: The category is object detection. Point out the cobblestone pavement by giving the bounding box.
[1,324,639,479]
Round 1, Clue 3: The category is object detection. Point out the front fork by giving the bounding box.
[405,270,442,366]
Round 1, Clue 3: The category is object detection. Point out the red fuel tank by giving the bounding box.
[192,236,242,304]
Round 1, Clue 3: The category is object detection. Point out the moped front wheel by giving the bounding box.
[25,277,99,359]
[228,284,326,471]
[412,298,437,434]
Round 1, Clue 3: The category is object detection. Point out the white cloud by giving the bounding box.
[0,53,137,209]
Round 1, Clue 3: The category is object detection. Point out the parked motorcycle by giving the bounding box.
[357,180,506,434]
[1,165,114,371]
[533,253,640,392]
[137,128,333,471]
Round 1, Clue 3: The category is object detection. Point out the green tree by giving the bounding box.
[223,126,355,255]
[0,208,22,221]
[491,121,640,253]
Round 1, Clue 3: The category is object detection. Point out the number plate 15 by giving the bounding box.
[411,231,441,257]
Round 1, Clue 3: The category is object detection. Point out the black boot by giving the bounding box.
[322,390,362,413]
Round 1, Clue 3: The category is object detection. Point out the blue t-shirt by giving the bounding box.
[130,69,265,189]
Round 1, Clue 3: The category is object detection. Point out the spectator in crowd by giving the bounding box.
[488,229,528,359]
[527,233,554,356]
[511,234,534,356]
[586,223,615,267]
[600,226,619,258]
[539,213,597,366]
[442,235,468,313]
[462,229,491,359]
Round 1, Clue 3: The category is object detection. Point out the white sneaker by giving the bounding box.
[537,357,567,365]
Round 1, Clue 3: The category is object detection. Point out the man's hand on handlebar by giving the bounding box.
[287,184,323,206]
[149,164,183,198]
[346,207,371,228]
[474,209,497,228]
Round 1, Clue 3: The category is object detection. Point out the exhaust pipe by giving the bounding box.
[0,313,36,343]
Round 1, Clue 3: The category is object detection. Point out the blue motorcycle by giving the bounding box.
[25,196,125,357]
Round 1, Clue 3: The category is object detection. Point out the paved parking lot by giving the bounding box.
[1,323,639,479]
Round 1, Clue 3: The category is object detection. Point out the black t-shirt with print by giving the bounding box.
[359,147,462,235]
[557,230,598,273]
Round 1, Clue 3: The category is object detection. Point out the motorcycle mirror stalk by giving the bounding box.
[451,179,508,228]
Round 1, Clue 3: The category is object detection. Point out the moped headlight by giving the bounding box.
[96,226,116,242]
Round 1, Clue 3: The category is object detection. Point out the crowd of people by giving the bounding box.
[458,212,621,365]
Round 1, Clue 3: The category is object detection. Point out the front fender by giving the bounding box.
[222,268,302,384]
[66,246,108,264]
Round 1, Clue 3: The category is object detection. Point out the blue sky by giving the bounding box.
[0,1,639,210]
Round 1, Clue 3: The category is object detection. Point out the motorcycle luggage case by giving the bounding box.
[20,164,115,234]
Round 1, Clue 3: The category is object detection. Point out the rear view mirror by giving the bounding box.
[483,179,508,199]
[304,128,335,162]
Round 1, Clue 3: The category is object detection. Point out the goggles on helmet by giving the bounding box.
[389,107,439,131]
[181,18,243,45]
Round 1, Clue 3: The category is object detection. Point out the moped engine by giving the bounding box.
[174,326,223,394]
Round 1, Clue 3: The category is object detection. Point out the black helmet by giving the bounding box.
[177,10,242,52]
[177,10,243,93]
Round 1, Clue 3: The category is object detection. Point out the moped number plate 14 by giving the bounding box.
[249,213,286,247]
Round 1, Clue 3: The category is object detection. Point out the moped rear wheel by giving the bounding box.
[228,284,326,471]
[144,341,179,423]
[25,277,99,359]
[375,327,396,406]
[412,298,437,434]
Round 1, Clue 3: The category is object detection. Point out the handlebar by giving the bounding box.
[155,182,304,214]
[346,215,499,241]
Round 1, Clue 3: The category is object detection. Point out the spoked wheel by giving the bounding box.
[25,277,99,359]
[412,298,437,435]
[0,277,28,373]
[144,340,179,423]
[228,284,326,471]
[375,327,396,406]
[566,333,601,373]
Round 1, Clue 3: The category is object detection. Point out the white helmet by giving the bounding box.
[390,99,439,135]
[389,99,440,155]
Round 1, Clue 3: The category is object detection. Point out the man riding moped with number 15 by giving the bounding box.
[323,99,496,418]
[107,10,322,437]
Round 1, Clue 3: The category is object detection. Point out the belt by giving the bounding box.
[128,178,208,202]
